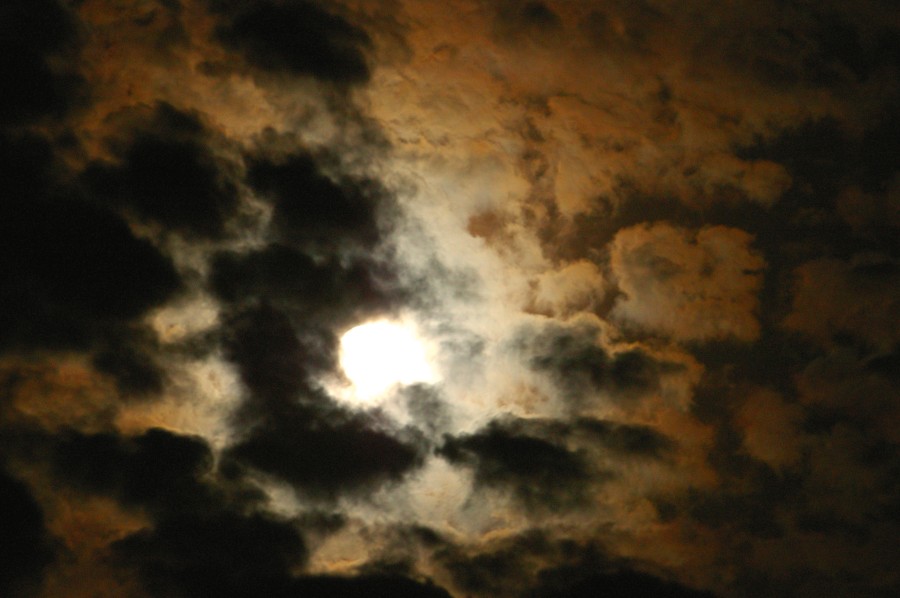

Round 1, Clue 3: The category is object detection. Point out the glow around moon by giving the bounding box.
[339,320,434,400]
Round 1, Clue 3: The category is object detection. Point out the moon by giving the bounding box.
[339,320,434,401]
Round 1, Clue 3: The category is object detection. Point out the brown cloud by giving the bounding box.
[734,387,805,471]
[0,359,118,433]
[609,223,766,342]
[784,255,900,351]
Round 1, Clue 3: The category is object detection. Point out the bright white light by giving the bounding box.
[339,320,433,400]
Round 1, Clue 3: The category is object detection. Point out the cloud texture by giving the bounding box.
[1,1,898,597]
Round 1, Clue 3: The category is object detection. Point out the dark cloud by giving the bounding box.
[523,321,670,402]
[286,573,452,598]
[83,102,240,238]
[113,510,306,598]
[221,304,329,410]
[578,2,663,55]
[90,335,167,396]
[0,0,85,126]
[738,118,852,207]
[737,111,900,236]
[866,346,900,383]
[541,186,697,264]
[208,149,401,401]
[672,381,803,538]
[39,423,436,597]
[209,0,372,84]
[472,415,675,461]
[48,427,310,596]
[528,568,719,598]
[682,478,792,540]
[573,417,675,459]
[434,530,553,596]
[784,255,900,351]
[224,403,426,500]
[138,0,190,55]
[435,415,671,512]
[246,150,387,251]
[401,384,453,436]
[0,85,185,399]
[0,133,182,355]
[806,13,872,84]
[210,244,395,322]
[435,412,673,513]
[0,129,65,206]
[433,531,717,598]
[494,1,563,45]
[439,419,593,509]
[721,8,898,90]
[0,467,55,597]
[51,427,219,514]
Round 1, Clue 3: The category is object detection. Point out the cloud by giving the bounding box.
[0,359,113,431]
[438,418,595,510]
[609,222,765,342]
[51,428,219,514]
[224,403,426,500]
[0,133,182,391]
[43,425,312,596]
[0,0,85,126]
[246,149,389,252]
[432,529,557,596]
[220,304,330,407]
[529,568,718,598]
[527,260,605,317]
[112,510,307,597]
[796,343,900,442]
[0,0,898,596]
[83,102,241,238]
[210,244,393,320]
[91,332,169,397]
[784,255,900,351]
[286,574,452,597]
[0,468,55,597]
[734,388,804,471]
[573,417,675,459]
[431,530,717,598]
[208,0,372,84]
[522,320,673,405]
[493,1,564,47]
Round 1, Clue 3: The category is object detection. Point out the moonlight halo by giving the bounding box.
[339,320,435,401]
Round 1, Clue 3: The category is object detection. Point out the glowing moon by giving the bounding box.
[339,320,433,400]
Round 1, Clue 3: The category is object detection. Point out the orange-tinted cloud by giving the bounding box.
[609,223,765,342]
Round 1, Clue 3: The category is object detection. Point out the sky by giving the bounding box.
[1,1,898,596]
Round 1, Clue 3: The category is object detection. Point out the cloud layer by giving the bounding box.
[1,1,898,597]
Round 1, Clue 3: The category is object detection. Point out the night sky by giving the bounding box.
[1,1,899,597]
